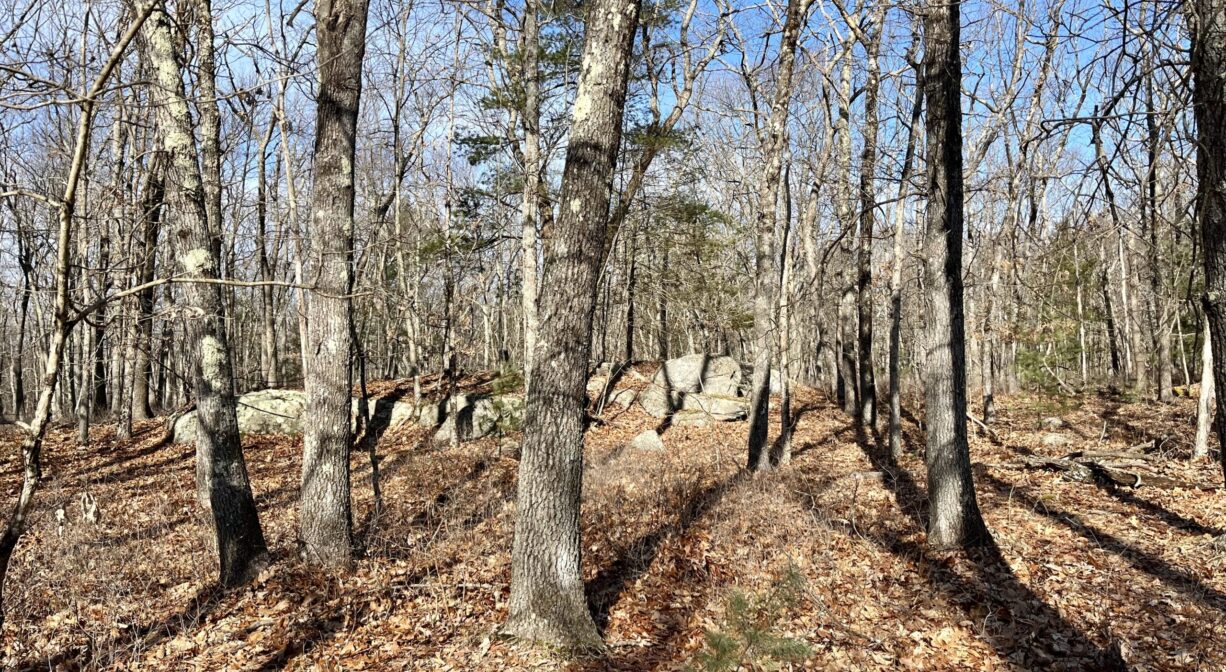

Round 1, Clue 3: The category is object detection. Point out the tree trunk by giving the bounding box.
[889,43,922,460]
[505,0,641,649]
[143,1,268,586]
[300,0,371,567]
[1100,240,1123,381]
[0,4,153,627]
[131,154,165,421]
[520,0,542,388]
[1191,0,1226,484]
[856,13,882,429]
[920,0,990,549]
[746,0,809,472]
[256,118,280,389]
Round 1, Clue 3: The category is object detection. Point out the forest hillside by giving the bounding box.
[2,370,1224,670]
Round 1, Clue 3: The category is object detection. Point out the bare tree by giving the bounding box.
[300,0,372,566]
[141,0,268,584]
[746,0,811,473]
[920,0,990,549]
[505,0,641,648]
[0,1,155,626]
[1191,0,1226,484]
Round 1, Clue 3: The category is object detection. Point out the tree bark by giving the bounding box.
[142,0,268,585]
[256,118,280,389]
[856,11,882,429]
[131,153,165,421]
[888,44,922,460]
[505,0,641,649]
[300,0,370,567]
[520,0,542,388]
[920,0,990,549]
[1191,0,1226,484]
[746,0,809,472]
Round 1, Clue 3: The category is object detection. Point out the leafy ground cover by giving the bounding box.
[2,382,1223,670]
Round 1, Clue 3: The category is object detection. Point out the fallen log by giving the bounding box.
[1011,455,1203,490]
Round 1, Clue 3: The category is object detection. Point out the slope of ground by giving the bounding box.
[1,384,1223,671]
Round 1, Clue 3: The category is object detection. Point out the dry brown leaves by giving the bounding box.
[1,384,1223,671]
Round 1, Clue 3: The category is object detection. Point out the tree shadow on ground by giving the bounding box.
[585,469,748,633]
[13,583,225,671]
[850,422,1127,670]
[978,470,1226,613]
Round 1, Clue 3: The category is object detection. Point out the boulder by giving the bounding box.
[679,393,748,420]
[629,430,665,451]
[606,388,637,409]
[1040,417,1066,430]
[1042,433,1072,447]
[653,354,741,396]
[173,389,307,443]
[414,399,445,427]
[172,388,521,444]
[435,393,525,445]
[640,354,744,419]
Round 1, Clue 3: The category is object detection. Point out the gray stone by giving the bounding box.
[1040,416,1066,430]
[1042,433,1071,447]
[415,399,445,427]
[654,354,741,396]
[607,388,637,409]
[639,354,745,418]
[679,393,748,420]
[435,393,525,445]
[629,430,665,451]
[173,389,307,443]
[174,388,443,443]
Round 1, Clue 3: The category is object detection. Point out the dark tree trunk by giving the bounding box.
[920,0,990,549]
[132,154,165,421]
[9,204,32,419]
[505,0,641,649]
[1191,0,1226,484]
[256,120,280,389]
[857,16,882,429]
[1144,73,1173,403]
[142,1,268,586]
[300,0,371,567]
[888,48,923,460]
[747,0,809,472]
[1100,241,1123,381]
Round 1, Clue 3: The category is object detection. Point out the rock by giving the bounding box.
[415,399,445,427]
[653,354,741,396]
[1040,417,1066,430]
[354,395,420,430]
[173,389,307,443]
[1042,433,1071,447]
[638,354,749,418]
[498,438,521,460]
[606,388,637,409]
[172,388,514,444]
[586,376,608,395]
[629,430,665,451]
[435,393,525,445]
[679,393,748,420]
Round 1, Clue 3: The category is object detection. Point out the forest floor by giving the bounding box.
[1,374,1225,671]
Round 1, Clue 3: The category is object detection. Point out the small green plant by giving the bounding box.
[690,565,812,672]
